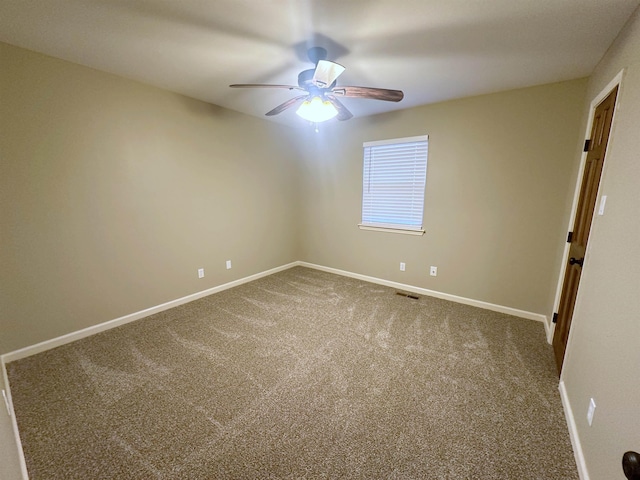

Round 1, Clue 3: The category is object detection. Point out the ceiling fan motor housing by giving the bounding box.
[298,69,315,88]
[298,69,336,90]
[306,46,328,65]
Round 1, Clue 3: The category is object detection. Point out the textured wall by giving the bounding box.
[561,5,640,479]
[296,79,587,318]
[0,42,301,355]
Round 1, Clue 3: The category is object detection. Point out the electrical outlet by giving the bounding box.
[226,260,232,270]
[400,262,406,271]
[430,266,437,276]
[198,268,205,279]
[587,398,596,426]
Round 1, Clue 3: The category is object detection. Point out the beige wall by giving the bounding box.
[561,6,640,479]
[2,35,615,480]
[0,42,301,355]
[297,79,587,317]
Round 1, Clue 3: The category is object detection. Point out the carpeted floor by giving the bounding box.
[7,266,578,479]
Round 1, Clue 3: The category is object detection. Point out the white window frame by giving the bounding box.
[358,135,428,236]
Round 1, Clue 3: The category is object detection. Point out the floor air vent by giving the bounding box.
[396,291,419,300]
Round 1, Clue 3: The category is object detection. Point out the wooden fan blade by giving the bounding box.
[331,86,404,102]
[326,95,353,121]
[230,84,306,92]
[265,95,308,116]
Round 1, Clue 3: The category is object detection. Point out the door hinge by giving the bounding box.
[583,139,591,152]
[552,313,558,324]
[567,231,573,243]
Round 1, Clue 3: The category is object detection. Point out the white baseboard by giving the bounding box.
[0,261,300,480]
[299,262,547,323]
[559,380,589,480]
[544,317,554,344]
[0,259,556,480]
[1,360,29,479]
[1,260,548,365]
[1,262,298,365]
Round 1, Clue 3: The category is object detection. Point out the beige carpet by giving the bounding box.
[7,266,578,479]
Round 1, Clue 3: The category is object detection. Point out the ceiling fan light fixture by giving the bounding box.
[296,96,338,123]
[231,47,402,122]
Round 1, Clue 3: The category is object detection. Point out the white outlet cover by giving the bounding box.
[198,268,204,278]
[587,398,596,426]
[226,260,232,270]
[400,262,406,271]
[430,266,437,276]
[598,195,607,215]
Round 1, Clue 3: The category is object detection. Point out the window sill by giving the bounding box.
[358,224,425,236]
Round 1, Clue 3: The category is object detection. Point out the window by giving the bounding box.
[359,135,428,235]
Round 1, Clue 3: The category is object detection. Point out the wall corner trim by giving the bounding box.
[559,380,590,480]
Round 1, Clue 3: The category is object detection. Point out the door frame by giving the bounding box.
[548,69,624,365]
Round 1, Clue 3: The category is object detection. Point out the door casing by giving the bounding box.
[548,69,624,374]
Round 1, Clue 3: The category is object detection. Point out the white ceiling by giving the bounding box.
[1,0,639,127]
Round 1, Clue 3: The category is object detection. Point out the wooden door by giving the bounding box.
[552,86,618,374]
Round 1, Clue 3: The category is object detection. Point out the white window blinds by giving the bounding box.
[361,135,428,233]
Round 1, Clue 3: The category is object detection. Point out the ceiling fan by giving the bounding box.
[230,47,404,123]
